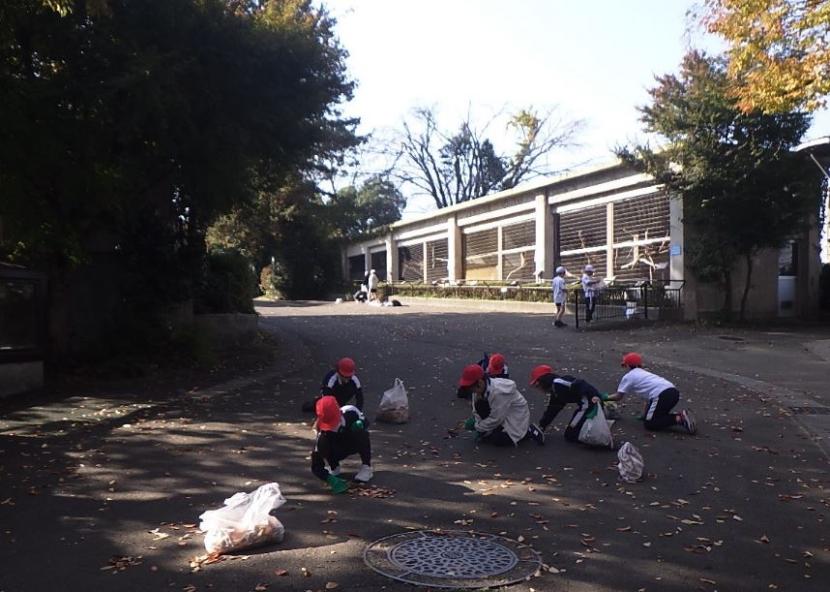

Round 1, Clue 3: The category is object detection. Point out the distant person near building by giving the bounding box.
[552,266,568,327]
[581,264,599,323]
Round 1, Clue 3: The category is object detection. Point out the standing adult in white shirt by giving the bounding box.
[606,352,697,434]
[552,266,568,328]
[367,269,380,301]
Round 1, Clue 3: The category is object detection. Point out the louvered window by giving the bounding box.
[426,239,449,283]
[502,220,535,250]
[560,205,607,252]
[502,252,536,281]
[612,242,670,282]
[398,244,424,282]
[613,193,670,243]
[463,229,499,280]
[560,252,607,279]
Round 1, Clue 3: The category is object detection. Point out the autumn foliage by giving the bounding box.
[703,0,830,112]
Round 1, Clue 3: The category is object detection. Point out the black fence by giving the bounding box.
[0,268,48,362]
[573,280,684,328]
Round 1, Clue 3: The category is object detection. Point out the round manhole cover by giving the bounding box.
[364,530,542,589]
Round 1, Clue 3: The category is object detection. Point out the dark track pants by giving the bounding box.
[644,388,680,431]
[329,430,372,468]
[585,296,596,322]
[474,397,527,447]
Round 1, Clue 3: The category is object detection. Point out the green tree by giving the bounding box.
[329,176,406,240]
[0,0,358,349]
[618,51,818,321]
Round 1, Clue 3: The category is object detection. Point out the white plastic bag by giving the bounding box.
[376,378,410,424]
[617,441,645,483]
[578,404,614,448]
[199,482,286,555]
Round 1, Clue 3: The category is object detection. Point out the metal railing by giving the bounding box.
[573,280,685,328]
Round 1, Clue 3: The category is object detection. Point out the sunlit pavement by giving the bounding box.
[0,299,827,592]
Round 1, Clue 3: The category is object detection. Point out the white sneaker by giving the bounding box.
[329,466,342,476]
[354,464,373,483]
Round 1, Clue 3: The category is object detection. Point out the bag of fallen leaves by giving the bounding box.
[617,441,644,483]
[578,404,614,448]
[198,482,286,555]
[376,378,410,424]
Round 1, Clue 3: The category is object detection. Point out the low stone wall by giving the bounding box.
[0,361,44,398]
[193,313,259,345]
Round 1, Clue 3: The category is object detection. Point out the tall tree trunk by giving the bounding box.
[739,251,754,323]
[721,269,733,322]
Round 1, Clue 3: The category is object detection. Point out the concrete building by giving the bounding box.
[344,159,823,321]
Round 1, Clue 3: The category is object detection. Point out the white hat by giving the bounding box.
[555,266,566,274]
[584,264,595,272]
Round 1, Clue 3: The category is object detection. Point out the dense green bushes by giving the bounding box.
[196,250,259,314]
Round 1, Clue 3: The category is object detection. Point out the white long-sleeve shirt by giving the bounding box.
[473,378,531,444]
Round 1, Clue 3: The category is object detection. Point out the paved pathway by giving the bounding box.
[0,300,827,592]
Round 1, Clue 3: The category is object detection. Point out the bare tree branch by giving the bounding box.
[385,105,582,209]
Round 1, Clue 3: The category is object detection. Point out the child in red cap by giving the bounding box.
[606,353,696,434]
[458,364,545,446]
[529,364,605,443]
[311,395,373,493]
[456,352,509,399]
[302,357,364,412]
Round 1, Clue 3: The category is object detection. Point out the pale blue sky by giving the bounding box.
[328,0,830,217]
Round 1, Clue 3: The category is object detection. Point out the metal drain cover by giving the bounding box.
[364,530,542,589]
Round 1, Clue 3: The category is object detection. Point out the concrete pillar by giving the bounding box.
[422,240,428,283]
[340,248,348,282]
[669,195,684,282]
[606,202,614,279]
[363,246,371,278]
[534,193,553,281]
[447,215,462,282]
[385,234,397,282]
[552,211,561,268]
[669,194,694,320]
[496,226,504,280]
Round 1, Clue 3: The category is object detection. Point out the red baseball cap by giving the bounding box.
[315,396,342,431]
[336,357,356,377]
[486,353,506,375]
[621,352,642,367]
[530,364,553,385]
[459,364,485,387]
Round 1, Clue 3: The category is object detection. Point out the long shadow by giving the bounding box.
[2,308,829,591]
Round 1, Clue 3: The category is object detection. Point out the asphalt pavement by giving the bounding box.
[0,299,828,592]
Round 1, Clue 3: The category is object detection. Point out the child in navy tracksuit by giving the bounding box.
[311,396,373,493]
[302,357,364,412]
[529,364,604,443]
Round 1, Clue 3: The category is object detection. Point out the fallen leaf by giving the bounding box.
[254,585,268,591]
[325,583,339,590]
[274,569,288,576]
